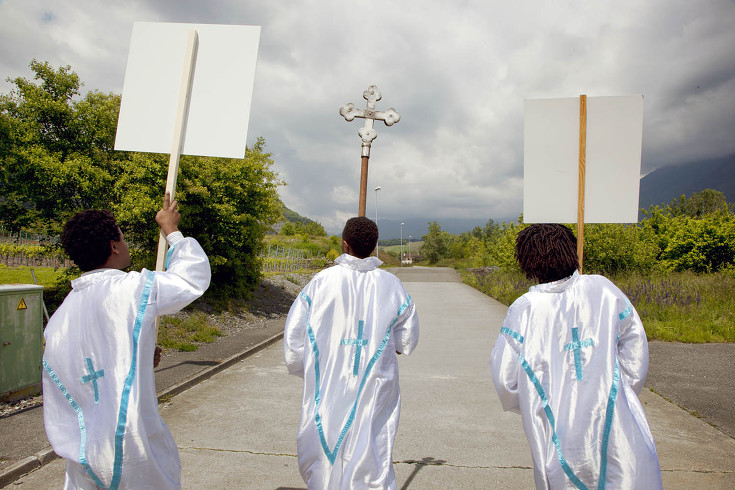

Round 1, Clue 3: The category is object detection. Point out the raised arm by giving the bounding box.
[153,192,211,315]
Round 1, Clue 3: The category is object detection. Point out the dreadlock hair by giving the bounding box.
[61,210,122,271]
[342,217,378,259]
[515,223,579,284]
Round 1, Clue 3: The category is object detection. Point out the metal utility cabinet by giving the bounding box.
[0,284,44,399]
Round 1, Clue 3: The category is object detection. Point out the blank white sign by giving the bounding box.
[115,22,261,159]
[523,95,644,223]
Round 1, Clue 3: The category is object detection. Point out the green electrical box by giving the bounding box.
[0,284,44,400]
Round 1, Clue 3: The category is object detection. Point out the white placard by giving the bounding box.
[523,95,644,223]
[114,22,261,159]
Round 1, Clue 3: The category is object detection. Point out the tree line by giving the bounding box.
[421,189,735,275]
[0,60,283,297]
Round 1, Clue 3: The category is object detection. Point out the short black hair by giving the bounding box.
[342,217,378,259]
[61,210,122,271]
[515,223,579,283]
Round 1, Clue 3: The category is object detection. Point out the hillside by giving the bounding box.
[271,200,323,234]
[281,154,735,238]
[639,154,735,212]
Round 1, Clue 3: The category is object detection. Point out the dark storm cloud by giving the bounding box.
[1,0,733,233]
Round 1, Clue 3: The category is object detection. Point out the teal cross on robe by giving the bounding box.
[564,327,594,381]
[80,357,104,403]
[340,320,368,376]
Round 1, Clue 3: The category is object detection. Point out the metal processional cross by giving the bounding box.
[339,85,400,217]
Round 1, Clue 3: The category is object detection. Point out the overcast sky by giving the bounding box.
[1,0,734,235]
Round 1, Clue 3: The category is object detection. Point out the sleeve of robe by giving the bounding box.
[490,298,524,413]
[155,231,212,315]
[393,292,419,355]
[616,298,649,395]
[284,291,309,377]
[489,299,525,414]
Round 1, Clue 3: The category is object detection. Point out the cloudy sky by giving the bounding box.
[1,1,734,235]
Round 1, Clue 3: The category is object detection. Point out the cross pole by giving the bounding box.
[339,85,400,217]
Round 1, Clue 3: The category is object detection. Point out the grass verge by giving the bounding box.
[460,268,735,343]
[0,264,65,287]
[158,311,223,352]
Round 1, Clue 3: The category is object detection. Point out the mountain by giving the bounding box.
[287,154,735,239]
[373,217,502,241]
[270,200,322,234]
[639,154,735,213]
[281,203,318,224]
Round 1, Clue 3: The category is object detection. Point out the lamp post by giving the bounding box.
[408,235,412,265]
[400,222,404,267]
[374,186,382,258]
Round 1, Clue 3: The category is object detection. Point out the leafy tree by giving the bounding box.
[658,213,735,272]
[665,189,731,218]
[113,138,283,296]
[281,222,296,236]
[421,221,449,264]
[487,218,526,271]
[280,220,326,237]
[581,223,658,275]
[1,60,284,298]
[0,60,122,234]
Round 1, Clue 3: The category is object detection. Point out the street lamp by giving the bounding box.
[374,186,381,258]
[400,222,404,267]
[408,235,412,265]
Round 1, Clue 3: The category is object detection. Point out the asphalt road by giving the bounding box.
[393,266,735,440]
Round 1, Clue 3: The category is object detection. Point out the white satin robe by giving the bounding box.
[490,272,662,489]
[42,232,210,490]
[284,254,419,490]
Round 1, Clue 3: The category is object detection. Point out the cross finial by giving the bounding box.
[340,85,400,158]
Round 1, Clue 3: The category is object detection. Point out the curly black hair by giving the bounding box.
[515,223,579,283]
[61,210,122,271]
[342,217,378,259]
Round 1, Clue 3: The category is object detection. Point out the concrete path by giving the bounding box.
[11,268,735,488]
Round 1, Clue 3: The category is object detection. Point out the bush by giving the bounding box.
[658,213,735,272]
[581,223,658,274]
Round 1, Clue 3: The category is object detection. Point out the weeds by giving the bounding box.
[460,268,533,306]
[461,268,735,343]
[158,311,223,351]
[612,271,735,342]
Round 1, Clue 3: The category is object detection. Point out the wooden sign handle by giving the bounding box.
[155,29,199,273]
[577,94,587,273]
[154,29,199,341]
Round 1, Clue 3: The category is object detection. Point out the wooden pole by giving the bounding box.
[577,94,587,273]
[154,29,199,338]
[155,29,199,272]
[358,155,369,217]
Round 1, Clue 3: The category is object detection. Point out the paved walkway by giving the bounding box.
[11,268,735,488]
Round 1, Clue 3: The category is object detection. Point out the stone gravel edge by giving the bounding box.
[0,331,284,488]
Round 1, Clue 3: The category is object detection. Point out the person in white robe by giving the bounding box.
[284,217,419,490]
[42,193,210,490]
[490,223,662,490]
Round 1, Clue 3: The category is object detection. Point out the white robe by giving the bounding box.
[284,254,419,490]
[490,272,662,490]
[42,232,211,490]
